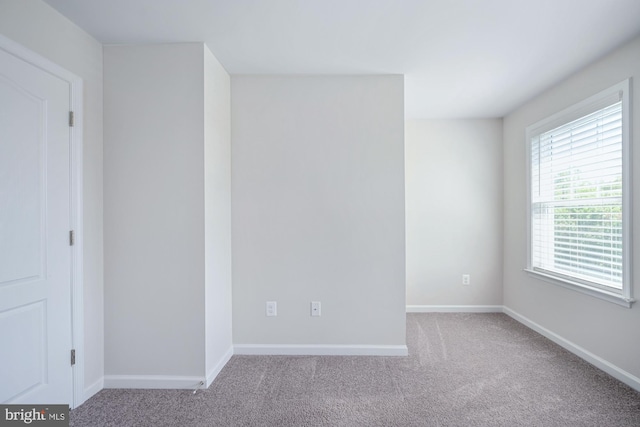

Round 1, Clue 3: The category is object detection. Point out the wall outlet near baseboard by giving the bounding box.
[311,301,321,317]
[266,301,277,316]
[462,274,471,285]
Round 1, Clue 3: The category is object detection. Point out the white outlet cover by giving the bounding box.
[266,301,277,316]
[311,301,321,317]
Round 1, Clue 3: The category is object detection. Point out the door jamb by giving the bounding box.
[0,34,85,409]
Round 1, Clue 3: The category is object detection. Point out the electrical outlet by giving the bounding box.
[266,301,277,316]
[462,274,470,285]
[311,301,321,317]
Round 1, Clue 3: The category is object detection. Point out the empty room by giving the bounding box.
[1,0,640,425]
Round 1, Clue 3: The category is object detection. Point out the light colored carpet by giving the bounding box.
[70,313,640,426]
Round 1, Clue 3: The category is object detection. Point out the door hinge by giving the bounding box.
[69,111,74,127]
[69,230,74,246]
[71,349,76,366]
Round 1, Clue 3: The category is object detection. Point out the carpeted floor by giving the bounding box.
[70,313,640,426]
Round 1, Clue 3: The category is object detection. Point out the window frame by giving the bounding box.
[525,79,634,308]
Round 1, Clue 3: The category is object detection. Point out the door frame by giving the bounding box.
[0,34,85,409]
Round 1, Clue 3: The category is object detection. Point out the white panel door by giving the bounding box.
[0,47,72,404]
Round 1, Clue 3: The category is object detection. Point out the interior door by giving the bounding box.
[0,47,73,404]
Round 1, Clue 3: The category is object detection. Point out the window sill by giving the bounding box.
[524,269,635,308]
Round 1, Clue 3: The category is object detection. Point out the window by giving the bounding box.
[525,79,633,307]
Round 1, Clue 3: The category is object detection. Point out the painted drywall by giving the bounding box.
[104,42,233,386]
[503,35,640,380]
[203,45,233,383]
[0,0,104,400]
[406,119,503,308]
[104,44,206,378]
[231,75,406,348]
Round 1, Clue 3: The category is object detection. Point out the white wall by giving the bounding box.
[203,46,233,384]
[503,35,640,383]
[104,42,232,387]
[406,119,503,309]
[104,43,206,379]
[0,0,104,400]
[231,76,406,352]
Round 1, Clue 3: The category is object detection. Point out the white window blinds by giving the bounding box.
[530,100,623,290]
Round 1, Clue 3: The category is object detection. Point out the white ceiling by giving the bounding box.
[44,0,640,118]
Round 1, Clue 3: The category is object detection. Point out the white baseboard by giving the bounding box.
[406,305,504,313]
[98,348,233,392]
[503,306,640,393]
[234,344,408,356]
[83,377,104,403]
[206,346,233,387]
[104,375,205,390]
